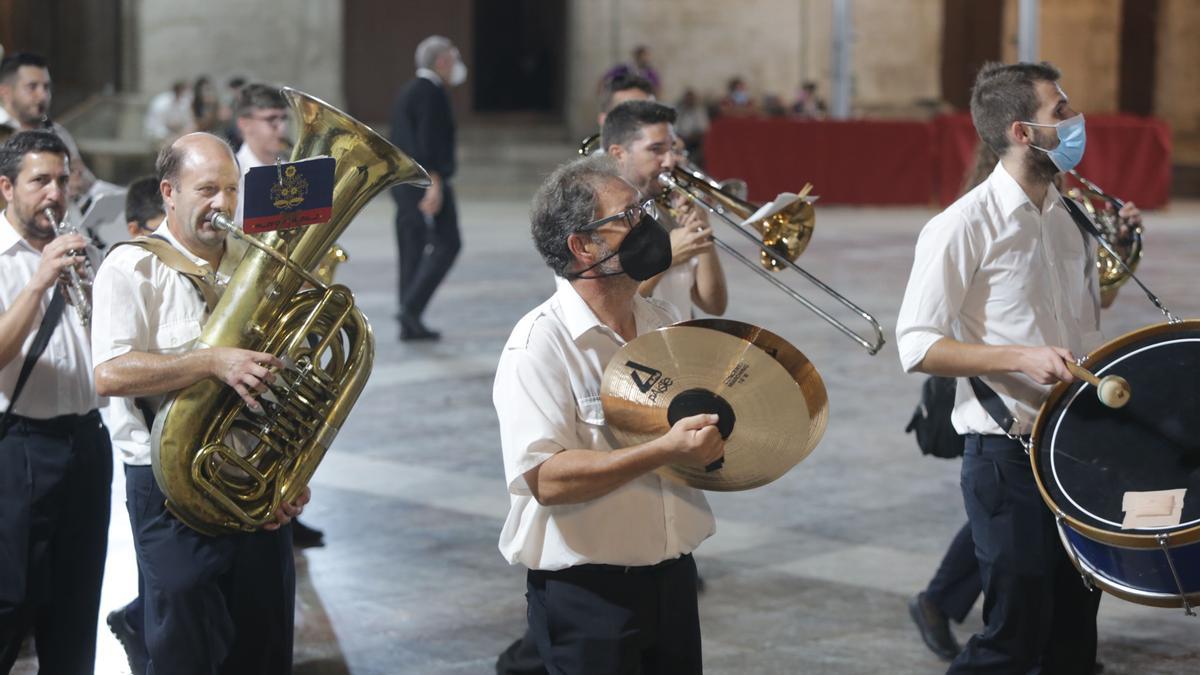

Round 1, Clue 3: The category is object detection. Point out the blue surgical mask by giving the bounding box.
[1021,114,1086,172]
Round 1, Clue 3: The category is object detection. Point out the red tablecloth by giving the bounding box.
[705,114,1172,208]
[703,117,935,205]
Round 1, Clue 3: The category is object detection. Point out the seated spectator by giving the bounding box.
[191,75,221,133]
[144,80,192,145]
[718,77,757,117]
[599,45,661,97]
[675,88,710,165]
[791,80,827,118]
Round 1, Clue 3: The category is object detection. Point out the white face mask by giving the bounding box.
[449,60,468,87]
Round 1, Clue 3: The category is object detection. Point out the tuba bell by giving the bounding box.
[151,88,430,535]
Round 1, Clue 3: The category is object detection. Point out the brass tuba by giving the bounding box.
[151,88,430,535]
[1066,171,1144,292]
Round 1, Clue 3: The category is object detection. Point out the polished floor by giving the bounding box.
[18,133,1200,674]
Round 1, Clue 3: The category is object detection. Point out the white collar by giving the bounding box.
[554,276,654,342]
[988,161,1063,217]
[417,68,443,87]
[0,211,32,255]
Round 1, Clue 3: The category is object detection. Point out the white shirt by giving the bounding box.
[0,213,99,418]
[91,224,245,464]
[651,258,697,322]
[495,280,715,570]
[896,162,1102,435]
[143,90,193,142]
[234,142,269,223]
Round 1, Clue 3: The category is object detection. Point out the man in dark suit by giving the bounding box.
[390,35,467,341]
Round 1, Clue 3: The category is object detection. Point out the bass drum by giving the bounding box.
[1031,320,1200,611]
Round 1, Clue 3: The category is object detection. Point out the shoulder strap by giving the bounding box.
[110,236,221,313]
[967,376,1017,436]
[0,286,66,435]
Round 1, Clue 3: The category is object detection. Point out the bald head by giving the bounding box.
[157,132,237,186]
[158,132,241,260]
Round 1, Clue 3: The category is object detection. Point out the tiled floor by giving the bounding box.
[18,137,1200,673]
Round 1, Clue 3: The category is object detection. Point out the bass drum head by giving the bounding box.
[1032,321,1200,547]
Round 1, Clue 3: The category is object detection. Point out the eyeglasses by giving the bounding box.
[577,198,657,232]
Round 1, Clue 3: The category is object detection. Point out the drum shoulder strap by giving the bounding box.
[967,376,1017,435]
[109,236,221,313]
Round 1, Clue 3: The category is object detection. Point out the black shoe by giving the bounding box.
[107,607,149,675]
[908,592,961,661]
[291,518,325,548]
[399,313,441,341]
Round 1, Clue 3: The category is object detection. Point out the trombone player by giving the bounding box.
[603,100,727,319]
[92,132,307,674]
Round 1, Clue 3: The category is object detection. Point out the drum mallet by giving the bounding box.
[1066,362,1131,408]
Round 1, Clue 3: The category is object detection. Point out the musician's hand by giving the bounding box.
[668,223,714,265]
[1117,200,1142,240]
[1013,346,1076,385]
[264,486,311,530]
[206,347,285,412]
[663,413,725,468]
[31,234,88,293]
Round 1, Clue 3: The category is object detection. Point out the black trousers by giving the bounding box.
[926,521,982,623]
[0,411,112,675]
[124,465,295,675]
[948,435,1101,674]
[526,554,702,675]
[392,183,461,321]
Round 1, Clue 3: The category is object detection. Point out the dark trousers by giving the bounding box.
[392,183,461,320]
[948,435,1101,675]
[926,521,982,623]
[526,554,702,675]
[0,411,112,675]
[124,465,295,675]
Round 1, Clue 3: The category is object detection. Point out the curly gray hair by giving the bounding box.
[530,154,623,277]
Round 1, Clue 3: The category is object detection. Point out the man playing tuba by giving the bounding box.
[92,132,308,674]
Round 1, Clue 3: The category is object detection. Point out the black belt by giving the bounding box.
[570,553,690,576]
[4,409,102,437]
[963,432,1030,457]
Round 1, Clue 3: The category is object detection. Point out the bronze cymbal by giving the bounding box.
[601,323,828,491]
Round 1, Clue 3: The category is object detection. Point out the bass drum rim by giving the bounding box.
[1031,319,1200,550]
[1054,522,1200,609]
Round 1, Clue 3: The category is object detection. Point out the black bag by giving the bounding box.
[905,375,965,459]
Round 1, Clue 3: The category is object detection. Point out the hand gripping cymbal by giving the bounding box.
[601,321,828,491]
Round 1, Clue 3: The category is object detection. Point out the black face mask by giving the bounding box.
[568,213,673,281]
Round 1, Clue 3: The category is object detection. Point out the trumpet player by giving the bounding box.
[91,132,306,675]
[0,130,112,674]
[603,100,727,319]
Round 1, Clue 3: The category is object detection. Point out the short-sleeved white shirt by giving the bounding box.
[90,224,244,464]
[0,213,99,418]
[494,279,714,571]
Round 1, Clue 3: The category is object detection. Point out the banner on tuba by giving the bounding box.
[243,156,336,233]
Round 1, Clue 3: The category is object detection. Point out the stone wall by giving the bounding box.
[564,0,944,135]
[131,0,343,106]
[1156,0,1200,140]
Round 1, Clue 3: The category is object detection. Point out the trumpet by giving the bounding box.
[43,207,93,328]
[657,168,886,354]
[1066,170,1144,292]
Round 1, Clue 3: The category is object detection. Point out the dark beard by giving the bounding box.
[1024,127,1060,183]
